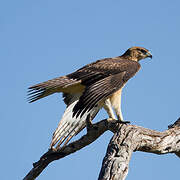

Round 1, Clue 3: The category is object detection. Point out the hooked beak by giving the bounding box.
[147,51,152,59]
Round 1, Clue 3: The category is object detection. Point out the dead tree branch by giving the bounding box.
[98,118,180,180]
[23,118,114,180]
[23,118,180,180]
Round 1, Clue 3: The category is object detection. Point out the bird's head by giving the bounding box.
[122,47,152,61]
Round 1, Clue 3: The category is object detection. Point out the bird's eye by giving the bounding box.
[140,49,147,54]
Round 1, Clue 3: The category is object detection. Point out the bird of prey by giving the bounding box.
[28,46,152,149]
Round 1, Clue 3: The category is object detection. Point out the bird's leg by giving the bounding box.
[112,91,130,124]
[103,99,116,121]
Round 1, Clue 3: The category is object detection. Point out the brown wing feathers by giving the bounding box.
[28,76,80,103]
[28,58,140,117]
[28,66,104,103]
[72,59,140,118]
[72,72,126,118]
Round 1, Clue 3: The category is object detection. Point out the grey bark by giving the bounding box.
[23,118,180,180]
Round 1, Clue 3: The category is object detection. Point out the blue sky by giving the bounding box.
[1,0,180,179]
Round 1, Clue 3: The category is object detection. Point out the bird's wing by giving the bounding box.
[50,93,101,148]
[28,58,139,103]
[27,76,82,103]
[27,58,113,103]
[72,59,141,118]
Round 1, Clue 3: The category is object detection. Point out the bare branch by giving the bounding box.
[23,118,180,180]
[98,120,180,180]
[23,118,113,180]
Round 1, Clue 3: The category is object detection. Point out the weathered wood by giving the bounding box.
[98,119,180,180]
[98,124,136,180]
[23,118,180,180]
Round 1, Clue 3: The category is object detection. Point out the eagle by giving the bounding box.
[28,46,152,149]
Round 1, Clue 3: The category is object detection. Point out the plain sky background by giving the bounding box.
[1,0,180,179]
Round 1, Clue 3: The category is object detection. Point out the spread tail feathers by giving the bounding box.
[50,95,101,149]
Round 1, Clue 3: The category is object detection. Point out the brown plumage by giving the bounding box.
[28,46,152,149]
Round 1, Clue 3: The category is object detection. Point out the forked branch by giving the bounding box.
[23,118,180,180]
